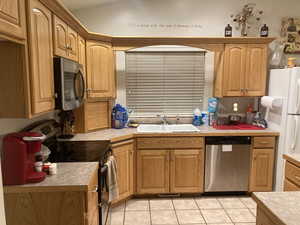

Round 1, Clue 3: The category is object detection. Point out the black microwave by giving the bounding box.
[54,57,85,111]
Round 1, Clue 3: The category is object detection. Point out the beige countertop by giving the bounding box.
[4,162,99,193]
[283,153,300,167]
[253,192,300,225]
[68,125,279,142]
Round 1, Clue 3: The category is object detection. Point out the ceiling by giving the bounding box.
[61,0,119,11]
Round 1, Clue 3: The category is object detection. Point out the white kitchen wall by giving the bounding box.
[71,0,300,63]
[72,0,298,37]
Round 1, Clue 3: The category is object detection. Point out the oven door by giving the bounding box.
[62,60,85,111]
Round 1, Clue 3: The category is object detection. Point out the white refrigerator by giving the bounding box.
[266,67,300,191]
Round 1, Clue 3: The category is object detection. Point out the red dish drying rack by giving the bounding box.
[213,124,265,130]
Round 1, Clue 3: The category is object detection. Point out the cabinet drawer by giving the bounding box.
[284,178,300,191]
[285,162,300,186]
[253,137,275,148]
[112,140,134,152]
[137,137,204,149]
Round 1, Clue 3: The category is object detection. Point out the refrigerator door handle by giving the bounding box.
[296,79,300,114]
[291,116,299,151]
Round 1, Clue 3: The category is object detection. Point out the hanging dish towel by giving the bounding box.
[105,155,119,202]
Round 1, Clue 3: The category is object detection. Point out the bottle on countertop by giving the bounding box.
[246,104,254,124]
[225,24,233,37]
[260,24,269,37]
[192,108,203,126]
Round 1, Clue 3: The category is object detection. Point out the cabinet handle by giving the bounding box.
[259,141,269,144]
[32,8,41,13]
[91,186,98,192]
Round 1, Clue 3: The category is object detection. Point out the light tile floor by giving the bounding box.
[107,196,257,225]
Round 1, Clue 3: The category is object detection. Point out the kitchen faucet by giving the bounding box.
[157,114,168,125]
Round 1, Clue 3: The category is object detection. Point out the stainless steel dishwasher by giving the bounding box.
[205,136,251,192]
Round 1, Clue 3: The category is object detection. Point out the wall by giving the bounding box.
[73,0,300,38]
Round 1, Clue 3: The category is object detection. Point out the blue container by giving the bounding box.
[208,98,218,113]
[112,104,128,129]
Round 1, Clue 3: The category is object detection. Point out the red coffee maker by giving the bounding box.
[2,132,46,185]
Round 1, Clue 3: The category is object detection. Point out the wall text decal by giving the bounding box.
[128,23,202,29]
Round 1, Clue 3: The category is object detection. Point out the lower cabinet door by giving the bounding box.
[137,150,169,194]
[170,149,204,193]
[112,140,134,202]
[249,148,274,192]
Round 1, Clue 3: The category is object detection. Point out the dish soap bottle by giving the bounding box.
[192,108,203,126]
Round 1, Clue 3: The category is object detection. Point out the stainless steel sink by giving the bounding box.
[137,124,199,133]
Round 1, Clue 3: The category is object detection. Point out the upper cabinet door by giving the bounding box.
[86,41,115,99]
[244,44,267,96]
[0,0,26,40]
[67,26,78,61]
[78,35,86,82]
[53,15,68,58]
[223,44,247,96]
[28,0,54,114]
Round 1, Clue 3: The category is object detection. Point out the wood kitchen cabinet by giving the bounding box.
[112,140,134,203]
[249,137,275,192]
[170,149,204,193]
[53,15,78,61]
[223,44,247,96]
[4,163,99,225]
[0,0,26,40]
[27,0,55,114]
[136,137,204,194]
[216,43,268,97]
[86,41,116,99]
[283,160,300,191]
[74,101,111,133]
[0,0,54,117]
[78,35,86,75]
[256,207,280,225]
[137,150,170,194]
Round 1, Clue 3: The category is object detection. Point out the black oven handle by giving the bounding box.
[74,69,85,101]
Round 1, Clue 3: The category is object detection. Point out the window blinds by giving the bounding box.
[125,51,206,116]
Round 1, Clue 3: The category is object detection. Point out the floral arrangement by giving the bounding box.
[231,3,263,36]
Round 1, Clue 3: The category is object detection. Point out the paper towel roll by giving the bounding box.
[261,96,282,109]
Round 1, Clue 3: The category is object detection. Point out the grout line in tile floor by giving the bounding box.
[193,197,207,224]
[216,197,235,224]
[171,198,180,225]
[148,199,152,225]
